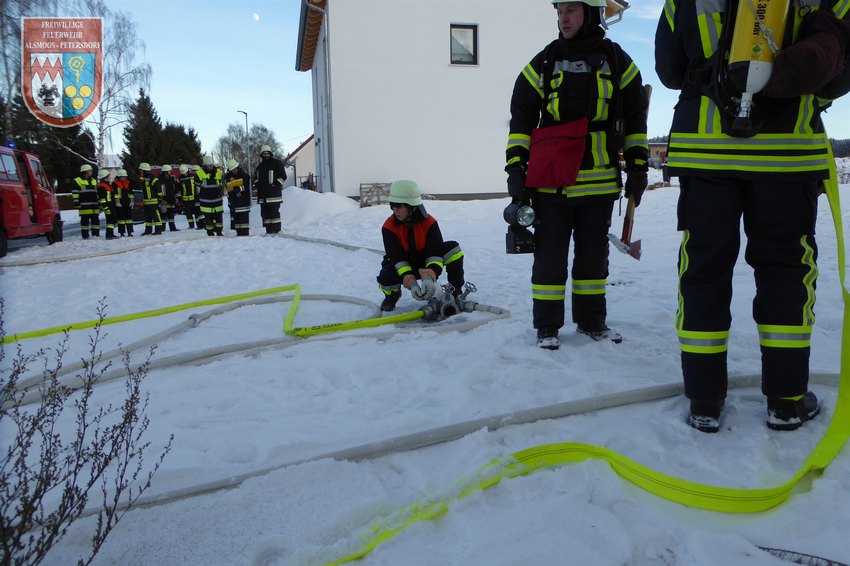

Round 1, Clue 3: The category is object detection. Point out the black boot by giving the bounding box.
[380,291,401,312]
[169,222,179,231]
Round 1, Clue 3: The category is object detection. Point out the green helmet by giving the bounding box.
[97,169,111,180]
[80,163,93,173]
[116,168,127,177]
[202,155,214,166]
[388,179,423,207]
[226,158,239,171]
[179,164,189,174]
[139,162,151,171]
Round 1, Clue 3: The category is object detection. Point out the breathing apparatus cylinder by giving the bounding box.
[725,0,790,135]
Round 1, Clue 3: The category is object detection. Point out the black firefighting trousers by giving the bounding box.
[676,174,820,402]
[529,194,614,331]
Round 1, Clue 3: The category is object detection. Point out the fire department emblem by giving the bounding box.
[21,17,103,128]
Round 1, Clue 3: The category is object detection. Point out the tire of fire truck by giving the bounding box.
[46,214,63,244]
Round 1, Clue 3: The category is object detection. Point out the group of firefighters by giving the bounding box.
[71,144,288,239]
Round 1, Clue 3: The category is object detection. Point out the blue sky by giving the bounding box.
[104,0,314,155]
[100,0,848,155]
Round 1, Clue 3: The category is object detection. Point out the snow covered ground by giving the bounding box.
[2,163,849,565]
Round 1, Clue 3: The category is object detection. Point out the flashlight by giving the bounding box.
[504,200,535,254]
[503,201,535,227]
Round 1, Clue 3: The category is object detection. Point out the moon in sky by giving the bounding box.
[252,12,260,22]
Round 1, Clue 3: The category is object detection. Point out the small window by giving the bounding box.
[450,24,477,65]
[1,153,19,181]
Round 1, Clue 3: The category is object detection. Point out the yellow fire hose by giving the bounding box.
[324,152,849,565]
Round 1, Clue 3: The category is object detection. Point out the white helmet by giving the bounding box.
[97,169,111,180]
[139,162,151,171]
[226,158,239,171]
[80,163,93,173]
[260,144,272,154]
[179,164,189,174]
[388,179,423,207]
[161,164,172,172]
[202,155,214,166]
[116,168,128,177]
[552,0,626,27]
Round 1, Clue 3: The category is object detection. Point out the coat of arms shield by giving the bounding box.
[21,17,103,128]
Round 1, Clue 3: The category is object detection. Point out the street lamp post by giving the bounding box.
[236,110,250,178]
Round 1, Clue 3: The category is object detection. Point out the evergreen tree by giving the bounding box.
[121,88,162,170]
[159,123,201,167]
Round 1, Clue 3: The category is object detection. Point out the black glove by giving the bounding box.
[506,167,527,200]
[624,171,648,207]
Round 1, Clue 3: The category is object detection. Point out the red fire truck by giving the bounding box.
[0,146,63,258]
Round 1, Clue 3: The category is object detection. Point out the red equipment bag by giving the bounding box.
[525,117,589,188]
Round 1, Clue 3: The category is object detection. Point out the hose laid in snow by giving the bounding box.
[0,231,207,267]
[72,371,839,518]
[10,292,509,408]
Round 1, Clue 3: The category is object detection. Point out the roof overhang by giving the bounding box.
[295,0,327,72]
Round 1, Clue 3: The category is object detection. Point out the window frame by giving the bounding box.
[449,23,478,66]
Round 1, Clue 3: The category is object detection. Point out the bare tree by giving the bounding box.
[65,0,151,165]
[1,0,150,166]
[0,299,173,566]
[215,122,284,175]
[0,0,58,136]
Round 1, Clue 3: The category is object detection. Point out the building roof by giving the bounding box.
[295,0,327,72]
[287,135,315,159]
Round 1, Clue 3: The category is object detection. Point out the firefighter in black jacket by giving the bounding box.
[377,180,465,312]
[655,0,850,432]
[96,169,117,239]
[138,162,162,235]
[112,168,134,237]
[159,164,180,232]
[505,0,648,350]
[72,163,100,239]
[253,144,286,234]
[178,164,200,230]
[196,156,224,236]
[224,159,251,236]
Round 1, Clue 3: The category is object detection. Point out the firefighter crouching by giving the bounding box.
[159,164,180,231]
[73,163,100,239]
[253,144,286,234]
[112,168,134,237]
[96,168,118,239]
[224,159,251,236]
[138,162,163,235]
[178,164,200,230]
[377,180,466,312]
[196,155,224,236]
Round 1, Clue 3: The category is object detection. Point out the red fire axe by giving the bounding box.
[608,195,641,260]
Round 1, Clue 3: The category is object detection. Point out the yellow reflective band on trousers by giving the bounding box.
[676,229,690,330]
[326,149,850,566]
[801,234,819,325]
[445,246,464,265]
[532,283,566,301]
[572,278,607,296]
[757,325,812,348]
[677,329,729,354]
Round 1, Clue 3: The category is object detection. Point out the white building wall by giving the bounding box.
[321,0,555,198]
[312,18,333,193]
[288,137,316,188]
